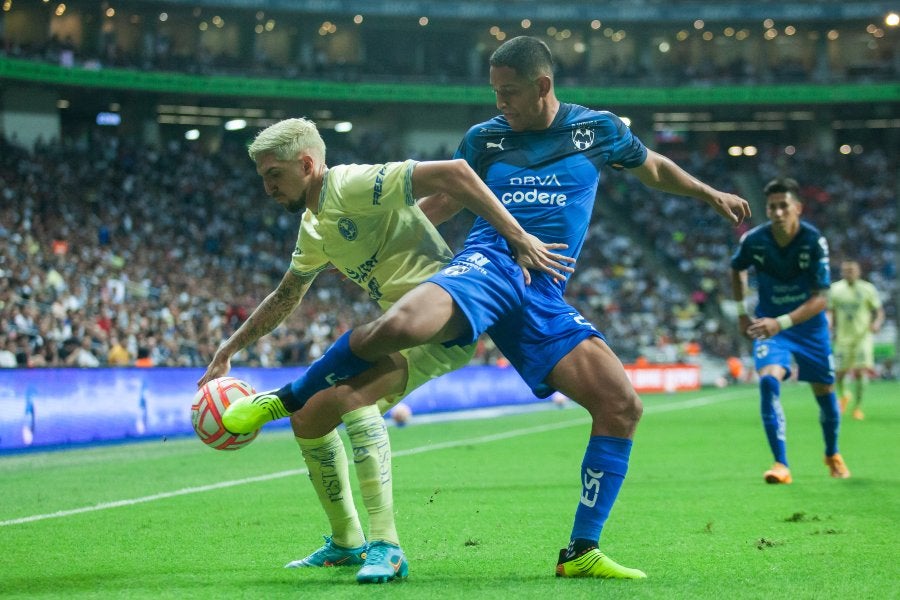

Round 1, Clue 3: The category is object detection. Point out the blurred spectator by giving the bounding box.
[65,337,101,367]
[107,336,130,366]
[0,336,17,367]
[134,347,154,368]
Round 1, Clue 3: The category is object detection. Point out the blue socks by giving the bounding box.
[759,375,788,465]
[815,392,840,456]
[276,331,375,412]
[570,435,632,546]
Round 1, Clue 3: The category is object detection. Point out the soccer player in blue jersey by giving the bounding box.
[730,177,850,484]
[226,36,750,579]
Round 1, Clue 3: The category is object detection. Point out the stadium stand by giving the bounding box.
[0,1,896,376]
[1,130,895,370]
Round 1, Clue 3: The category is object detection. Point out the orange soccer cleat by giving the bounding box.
[763,462,793,484]
[825,453,851,479]
[838,394,851,414]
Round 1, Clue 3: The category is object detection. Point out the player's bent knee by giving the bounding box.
[289,411,305,437]
[627,393,644,423]
[579,390,642,434]
[616,392,643,426]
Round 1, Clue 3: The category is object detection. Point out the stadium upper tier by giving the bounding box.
[131,1,900,23]
[1,0,897,93]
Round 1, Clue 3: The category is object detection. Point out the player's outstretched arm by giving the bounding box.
[417,193,464,227]
[871,304,886,333]
[730,268,753,339]
[197,269,314,387]
[630,150,751,225]
[411,159,575,284]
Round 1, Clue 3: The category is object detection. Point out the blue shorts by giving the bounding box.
[752,325,835,384]
[428,245,604,398]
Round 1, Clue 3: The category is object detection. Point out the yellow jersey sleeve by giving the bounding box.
[318,161,417,214]
[289,211,331,277]
[293,160,454,308]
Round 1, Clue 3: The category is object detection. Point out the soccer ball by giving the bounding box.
[191,376,260,450]
[390,403,412,427]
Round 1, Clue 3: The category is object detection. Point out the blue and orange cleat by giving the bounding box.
[356,541,409,583]
[284,535,367,568]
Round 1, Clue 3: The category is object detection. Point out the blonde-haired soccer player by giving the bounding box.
[828,260,885,420]
[197,117,570,583]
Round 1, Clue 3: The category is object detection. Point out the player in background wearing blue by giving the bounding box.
[199,118,571,584]
[730,177,850,484]
[225,36,750,579]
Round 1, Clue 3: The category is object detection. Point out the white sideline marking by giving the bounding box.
[0,469,308,527]
[0,390,742,527]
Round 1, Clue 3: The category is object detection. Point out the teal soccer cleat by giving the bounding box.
[284,536,367,568]
[356,541,409,583]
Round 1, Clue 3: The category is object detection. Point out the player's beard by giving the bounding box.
[282,197,306,214]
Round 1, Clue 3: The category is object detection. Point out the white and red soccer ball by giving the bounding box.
[191,376,259,450]
[390,402,412,426]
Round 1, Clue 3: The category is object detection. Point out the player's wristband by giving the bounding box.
[775,314,794,331]
[735,303,747,317]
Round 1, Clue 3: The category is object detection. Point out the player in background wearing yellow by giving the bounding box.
[828,260,885,420]
[731,177,850,484]
[197,118,571,583]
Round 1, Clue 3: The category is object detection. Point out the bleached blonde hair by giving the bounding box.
[247,117,326,164]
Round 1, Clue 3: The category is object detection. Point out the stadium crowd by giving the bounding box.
[1,17,895,88]
[0,127,894,370]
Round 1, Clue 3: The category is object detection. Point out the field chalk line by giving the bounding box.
[1,390,744,527]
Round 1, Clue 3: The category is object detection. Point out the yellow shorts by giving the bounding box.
[375,342,476,413]
[833,336,874,371]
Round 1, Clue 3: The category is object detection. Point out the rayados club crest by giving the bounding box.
[572,127,595,151]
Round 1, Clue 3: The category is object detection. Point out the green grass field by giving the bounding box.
[1,381,897,599]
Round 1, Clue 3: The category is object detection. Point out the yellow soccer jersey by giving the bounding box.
[290,160,454,308]
[828,279,882,340]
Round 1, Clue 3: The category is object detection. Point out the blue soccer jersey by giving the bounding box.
[429,104,647,396]
[731,220,834,383]
[454,103,647,282]
[730,220,831,333]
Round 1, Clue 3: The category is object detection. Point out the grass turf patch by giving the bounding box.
[1,381,896,599]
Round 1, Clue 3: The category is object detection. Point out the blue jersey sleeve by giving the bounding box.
[730,231,752,270]
[602,113,647,170]
[811,232,831,290]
